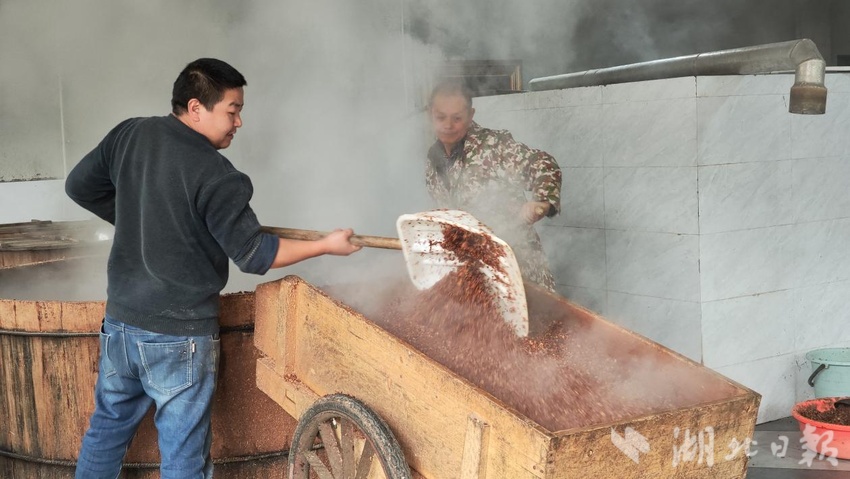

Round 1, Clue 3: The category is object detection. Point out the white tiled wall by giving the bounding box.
[540,225,606,291]
[606,291,702,362]
[698,161,796,234]
[715,354,799,423]
[476,71,850,423]
[699,224,800,301]
[701,289,796,369]
[550,167,604,228]
[0,66,65,181]
[697,95,792,165]
[792,157,850,222]
[604,167,699,234]
[606,229,700,302]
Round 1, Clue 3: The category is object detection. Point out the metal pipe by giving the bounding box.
[528,39,827,114]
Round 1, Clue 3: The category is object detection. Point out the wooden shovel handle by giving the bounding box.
[260,226,401,250]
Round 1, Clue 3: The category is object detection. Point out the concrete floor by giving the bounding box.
[748,417,850,478]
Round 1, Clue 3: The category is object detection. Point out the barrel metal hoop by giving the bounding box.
[0,324,254,338]
[0,446,289,469]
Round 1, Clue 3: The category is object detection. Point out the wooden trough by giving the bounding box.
[255,275,761,479]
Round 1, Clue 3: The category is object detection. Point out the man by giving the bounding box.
[65,58,360,479]
[426,80,562,291]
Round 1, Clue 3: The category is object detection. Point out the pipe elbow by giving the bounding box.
[789,38,825,64]
[790,80,827,114]
[790,40,827,114]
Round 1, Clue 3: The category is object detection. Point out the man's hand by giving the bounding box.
[271,228,361,268]
[320,228,362,255]
[521,201,551,224]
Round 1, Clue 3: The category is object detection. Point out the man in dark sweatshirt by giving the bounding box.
[65,58,360,479]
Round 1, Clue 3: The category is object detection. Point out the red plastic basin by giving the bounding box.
[792,397,850,460]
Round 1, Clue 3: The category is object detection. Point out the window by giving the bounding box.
[437,60,523,97]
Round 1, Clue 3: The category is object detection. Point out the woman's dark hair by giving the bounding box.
[171,58,247,115]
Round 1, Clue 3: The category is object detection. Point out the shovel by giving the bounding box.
[259,209,529,337]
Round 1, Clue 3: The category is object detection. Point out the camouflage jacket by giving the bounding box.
[425,122,562,291]
[425,122,562,234]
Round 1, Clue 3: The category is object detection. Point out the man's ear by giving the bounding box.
[186,98,203,122]
[470,107,476,120]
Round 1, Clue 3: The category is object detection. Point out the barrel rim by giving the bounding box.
[806,347,850,366]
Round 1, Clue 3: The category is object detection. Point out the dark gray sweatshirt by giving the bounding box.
[65,115,278,335]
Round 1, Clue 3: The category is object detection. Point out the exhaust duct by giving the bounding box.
[528,39,827,114]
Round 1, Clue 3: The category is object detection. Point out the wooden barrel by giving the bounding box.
[0,219,111,270]
[0,266,296,477]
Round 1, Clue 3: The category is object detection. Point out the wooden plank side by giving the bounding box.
[11,301,37,331]
[0,300,16,329]
[256,356,320,421]
[0,250,63,269]
[218,291,254,328]
[0,248,107,269]
[36,301,62,332]
[287,280,553,479]
[0,332,101,460]
[0,300,103,333]
[253,277,302,378]
[254,280,282,365]
[548,393,760,479]
[60,301,105,332]
[460,414,490,479]
[0,299,106,333]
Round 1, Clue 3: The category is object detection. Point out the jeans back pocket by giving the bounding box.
[138,340,193,396]
[98,325,118,379]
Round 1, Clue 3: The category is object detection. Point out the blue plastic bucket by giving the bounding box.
[806,348,850,398]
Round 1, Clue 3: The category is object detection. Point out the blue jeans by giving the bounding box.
[76,315,220,479]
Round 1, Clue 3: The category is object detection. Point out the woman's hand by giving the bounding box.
[521,201,551,224]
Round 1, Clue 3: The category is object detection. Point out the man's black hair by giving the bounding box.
[171,58,247,115]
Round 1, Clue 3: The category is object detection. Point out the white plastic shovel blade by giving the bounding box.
[395,210,529,337]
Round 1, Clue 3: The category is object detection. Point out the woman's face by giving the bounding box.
[429,92,474,148]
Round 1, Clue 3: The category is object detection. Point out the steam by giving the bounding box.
[222,0,441,291]
[2,0,442,297]
[334,281,737,431]
[406,0,799,82]
[2,0,765,428]
[4,0,803,302]
[0,257,109,301]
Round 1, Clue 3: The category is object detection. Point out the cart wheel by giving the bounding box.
[289,393,412,479]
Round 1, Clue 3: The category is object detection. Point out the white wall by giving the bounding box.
[474,71,850,423]
[474,78,704,363]
[699,72,850,421]
[0,1,240,183]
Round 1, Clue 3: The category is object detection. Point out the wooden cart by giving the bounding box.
[254,276,760,479]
